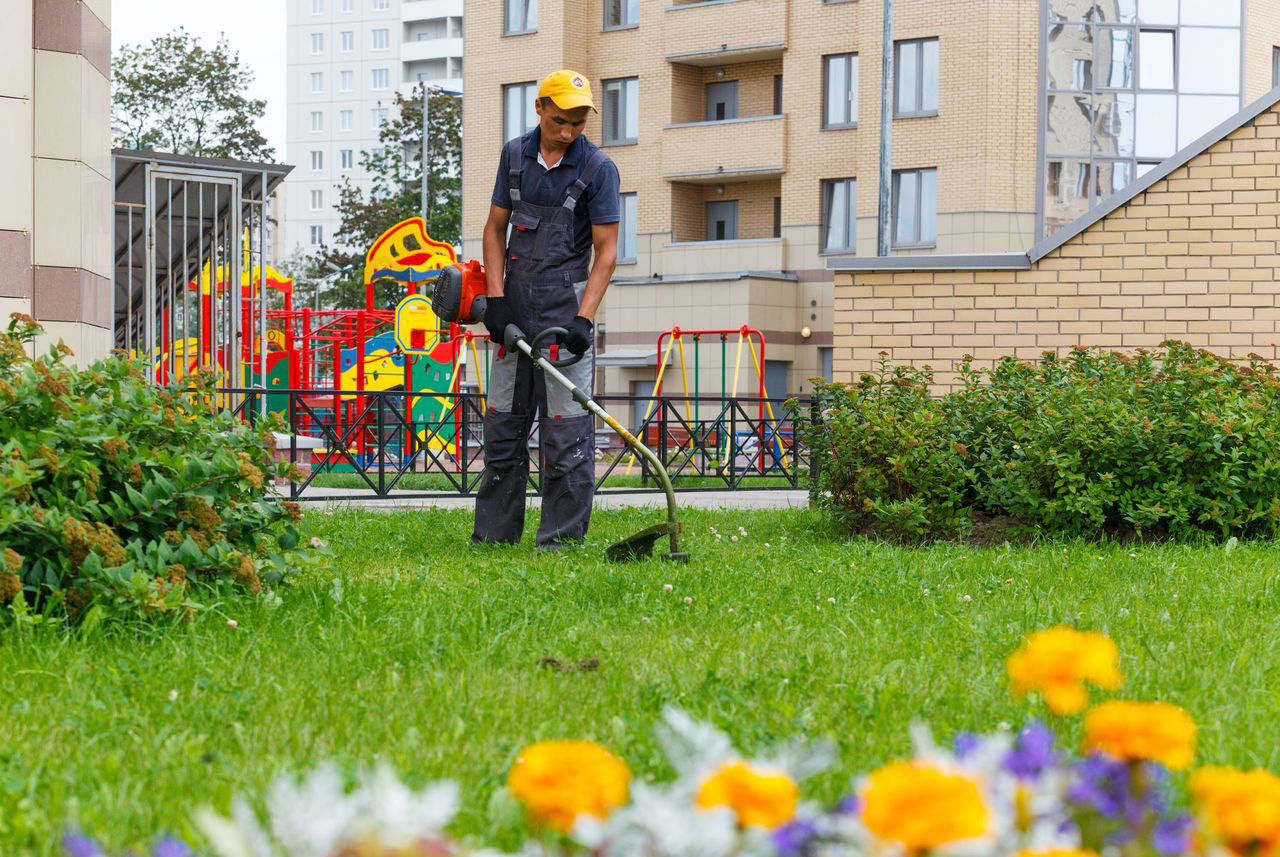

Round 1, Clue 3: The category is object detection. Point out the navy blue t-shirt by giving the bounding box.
[491,129,620,259]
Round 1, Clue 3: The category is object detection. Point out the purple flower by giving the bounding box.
[62,834,103,857]
[1153,816,1194,856]
[1004,722,1058,779]
[771,819,818,857]
[152,838,194,857]
[1068,753,1130,819]
[953,732,982,758]
[834,795,860,815]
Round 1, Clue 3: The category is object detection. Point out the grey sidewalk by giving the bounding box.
[298,486,809,511]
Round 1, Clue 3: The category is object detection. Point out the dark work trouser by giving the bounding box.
[472,277,595,548]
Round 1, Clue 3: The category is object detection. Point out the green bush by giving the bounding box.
[806,343,1280,541]
[0,314,317,625]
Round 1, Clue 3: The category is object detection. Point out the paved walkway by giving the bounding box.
[298,486,809,511]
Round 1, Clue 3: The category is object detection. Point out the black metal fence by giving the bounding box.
[223,387,818,502]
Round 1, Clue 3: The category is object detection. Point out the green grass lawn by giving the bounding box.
[304,471,799,491]
[3,507,1280,855]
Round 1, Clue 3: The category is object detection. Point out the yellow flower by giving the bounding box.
[695,759,798,829]
[861,762,989,851]
[1014,851,1099,857]
[1007,626,1123,714]
[506,741,630,833]
[1191,766,1280,852]
[1082,701,1197,770]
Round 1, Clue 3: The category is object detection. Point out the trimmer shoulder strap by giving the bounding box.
[562,149,610,210]
[506,136,526,203]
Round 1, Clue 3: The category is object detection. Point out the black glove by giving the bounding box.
[483,296,515,342]
[562,315,594,355]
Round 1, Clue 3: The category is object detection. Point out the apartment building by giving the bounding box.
[285,0,463,255]
[0,0,114,364]
[462,0,1280,402]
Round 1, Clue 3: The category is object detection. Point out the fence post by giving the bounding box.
[808,390,823,506]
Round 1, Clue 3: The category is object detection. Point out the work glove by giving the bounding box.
[562,315,594,356]
[483,296,515,343]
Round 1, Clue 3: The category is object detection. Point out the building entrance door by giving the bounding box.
[705,81,738,121]
[706,200,738,241]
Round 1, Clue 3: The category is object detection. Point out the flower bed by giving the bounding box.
[65,628,1280,857]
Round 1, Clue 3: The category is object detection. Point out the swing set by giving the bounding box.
[625,326,792,478]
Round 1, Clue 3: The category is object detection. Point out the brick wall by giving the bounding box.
[833,101,1280,389]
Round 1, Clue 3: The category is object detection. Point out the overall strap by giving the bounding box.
[505,136,526,204]
[561,149,610,210]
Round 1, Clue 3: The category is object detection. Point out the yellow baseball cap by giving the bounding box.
[538,69,597,112]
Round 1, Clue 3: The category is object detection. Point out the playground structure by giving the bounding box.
[620,326,793,480]
[154,216,498,471]
[147,209,795,488]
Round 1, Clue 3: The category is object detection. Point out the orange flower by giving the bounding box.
[861,762,988,851]
[506,741,630,833]
[1082,701,1197,770]
[1007,627,1123,714]
[1014,851,1099,857]
[695,760,798,829]
[1191,766,1280,853]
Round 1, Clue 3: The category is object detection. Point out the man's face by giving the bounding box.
[535,98,590,150]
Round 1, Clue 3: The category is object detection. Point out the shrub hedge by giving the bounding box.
[805,342,1280,542]
[0,314,318,625]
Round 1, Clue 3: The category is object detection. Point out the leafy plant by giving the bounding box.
[806,343,1280,541]
[0,314,319,624]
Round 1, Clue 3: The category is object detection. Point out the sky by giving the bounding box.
[112,0,289,157]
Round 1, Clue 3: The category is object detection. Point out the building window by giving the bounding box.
[340,70,353,91]
[706,200,738,241]
[310,150,323,170]
[1274,46,1280,87]
[310,190,323,210]
[823,53,858,128]
[894,38,939,117]
[372,68,389,89]
[603,77,639,145]
[372,106,389,127]
[310,32,324,53]
[706,81,737,121]
[821,178,856,252]
[503,81,538,141]
[339,109,353,130]
[618,193,637,262]
[818,347,833,381]
[1137,29,1174,90]
[310,111,324,132]
[311,0,324,13]
[605,0,638,29]
[372,28,389,49]
[310,225,323,245]
[310,72,324,93]
[340,30,354,51]
[774,74,783,115]
[891,168,937,247]
[340,0,353,11]
[372,0,388,9]
[340,149,354,169]
[506,0,537,34]
[773,196,781,238]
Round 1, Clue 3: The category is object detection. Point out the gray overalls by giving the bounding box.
[472,136,610,547]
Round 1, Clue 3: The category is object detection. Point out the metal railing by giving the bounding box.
[223,387,816,501]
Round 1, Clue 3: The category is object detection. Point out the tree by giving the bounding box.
[112,28,274,162]
[316,83,462,309]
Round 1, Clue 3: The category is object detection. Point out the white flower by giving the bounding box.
[683,596,693,605]
[663,584,674,592]
[226,619,238,628]
[730,536,738,542]
[168,689,178,702]
[962,594,972,603]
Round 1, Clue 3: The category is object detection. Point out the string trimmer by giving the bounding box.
[430,264,688,562]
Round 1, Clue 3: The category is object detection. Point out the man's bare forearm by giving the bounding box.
[577,244,615,322]
[482,224,507,298]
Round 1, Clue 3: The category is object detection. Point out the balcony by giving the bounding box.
[401,36,464,63]
[663,0,787,66]
[401,0,463,22]
[662,114,785,183]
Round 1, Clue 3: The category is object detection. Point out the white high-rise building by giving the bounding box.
[285,0,463,255]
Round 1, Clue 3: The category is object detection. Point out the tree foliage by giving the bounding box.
[112,28,274,162]
[315,84,462,310]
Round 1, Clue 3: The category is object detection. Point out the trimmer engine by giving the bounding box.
[429,259,488,325]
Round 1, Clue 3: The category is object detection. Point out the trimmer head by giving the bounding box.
[605,522,688,562]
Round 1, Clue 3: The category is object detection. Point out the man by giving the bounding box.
[472,70,621,549]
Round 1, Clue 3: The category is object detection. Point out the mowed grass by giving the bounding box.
[4,507,1280,854]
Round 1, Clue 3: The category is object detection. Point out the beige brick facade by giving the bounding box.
[0,0,113,364]
[832,96,1280,391]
